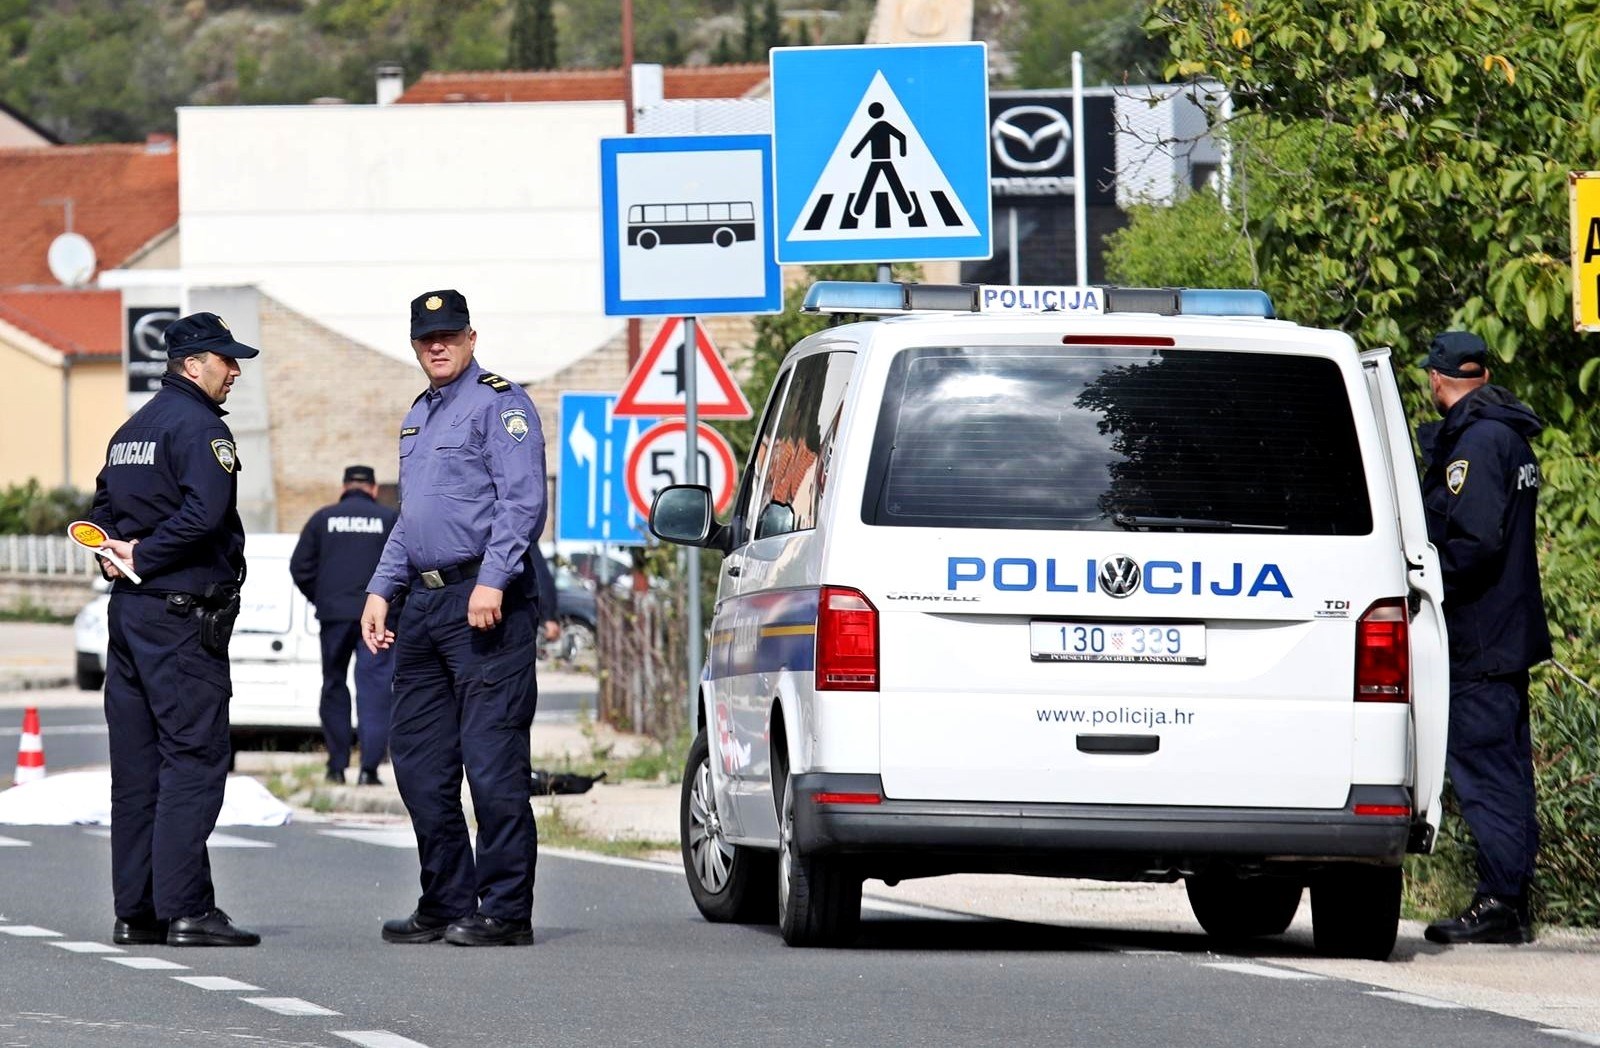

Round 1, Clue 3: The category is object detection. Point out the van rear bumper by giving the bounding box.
[790,774,1411,874]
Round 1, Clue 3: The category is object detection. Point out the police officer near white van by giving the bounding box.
[361,289,547,947]
[291,465,398,786]
[88,312,261,948]
[1416,331,1551,945]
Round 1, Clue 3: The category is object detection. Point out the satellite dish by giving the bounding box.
[47,232,97,287]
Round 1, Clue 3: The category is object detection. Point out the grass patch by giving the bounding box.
[259,759,326,804]
[542,713,691,786]
[0,600,74,624]
[534,802,675,861]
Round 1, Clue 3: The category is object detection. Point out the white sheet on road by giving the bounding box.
[0,771,293,826]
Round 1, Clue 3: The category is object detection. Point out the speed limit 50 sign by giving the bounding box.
[625,419,737,520]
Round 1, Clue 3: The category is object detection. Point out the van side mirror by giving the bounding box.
[649,485,731,552]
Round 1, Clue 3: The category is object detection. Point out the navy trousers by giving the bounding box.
[390,581,538,921]
[104,591,232,921]
[318,619,395,774]
[1447,671,1539,898]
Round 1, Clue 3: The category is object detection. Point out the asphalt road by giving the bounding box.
[0,821,1573,1048]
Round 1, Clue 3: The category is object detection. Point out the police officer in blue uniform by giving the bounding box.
[1416,331,1551,945]
[89,312,262,948]
[291,465,399,786]
[361,289,547,947]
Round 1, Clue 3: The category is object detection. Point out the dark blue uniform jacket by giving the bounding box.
[1418,385,1552,678]
[89,373,245,596]
[290,490,398,621]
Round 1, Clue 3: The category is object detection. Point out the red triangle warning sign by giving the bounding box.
[613,318,753,419]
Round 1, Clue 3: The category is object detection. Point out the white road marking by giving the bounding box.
[1366,990,1465,1010]
[1203,961,1325,981]
[1542,1031,1600,1046]
[48,941,123,953]
[861,898,984,922]
[541,847,677,873]
[173,975,262,991]
[0,834,30,846]
[0,925,61,937]
[0,723,107,736]
[241,997,340,1016]
[105,956,189,970]
[332,1032,436,1048]
[320,828,417,849]
[206,832,275,849]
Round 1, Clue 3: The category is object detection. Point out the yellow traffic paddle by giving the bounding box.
[66,520,142,585]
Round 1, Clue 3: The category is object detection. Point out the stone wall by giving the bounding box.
[0,575,96,617]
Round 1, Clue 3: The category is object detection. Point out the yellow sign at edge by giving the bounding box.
[1571,171,1600,332]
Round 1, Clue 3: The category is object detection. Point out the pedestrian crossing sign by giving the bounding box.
[771,42,991,264]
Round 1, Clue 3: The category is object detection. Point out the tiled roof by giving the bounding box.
[0,288,122,359]
[0,143,178,287]
[395,64,770,104]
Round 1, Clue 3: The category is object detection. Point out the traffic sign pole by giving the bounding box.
[684,316,702,722]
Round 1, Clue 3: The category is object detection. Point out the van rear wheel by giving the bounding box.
[1186,871,1303,941]
[1311,864,1401,960]
[680,730,775,923]
[777,771,861,947]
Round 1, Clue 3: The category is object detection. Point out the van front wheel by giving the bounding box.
[680,730,776,923]
[777,772,862,947]
[1311,864,1401,960]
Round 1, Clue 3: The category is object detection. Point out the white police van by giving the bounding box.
[650,281,1448,959]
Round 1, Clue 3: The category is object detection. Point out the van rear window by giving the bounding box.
[861,346,1372,534]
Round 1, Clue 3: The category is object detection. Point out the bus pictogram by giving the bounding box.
[627,200,757,250]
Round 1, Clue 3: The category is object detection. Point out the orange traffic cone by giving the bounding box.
[13,706,44,786]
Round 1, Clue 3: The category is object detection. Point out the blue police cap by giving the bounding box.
[411,289,471,339]
[1417,331,1488,378]
[164,312,260,359]
[343,464,376,484]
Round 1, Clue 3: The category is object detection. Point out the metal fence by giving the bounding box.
[594,587,690,743]
[0,535,99,577]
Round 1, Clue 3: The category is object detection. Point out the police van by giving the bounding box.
[649,281,1447,959]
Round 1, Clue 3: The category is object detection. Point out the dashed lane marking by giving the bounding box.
[48,941,123,953]
[1366,990,1465,1010]
[241,997,341,1017]
[0,834,30,846]
[205,832,275,849]
[172,975,262,991]
[319,828,417,849]
[332,1032,436,1048]
[0,925,61,937]
[1202,961,1326,981]
[1542,1031,1600,1046]
[105,956,189,970]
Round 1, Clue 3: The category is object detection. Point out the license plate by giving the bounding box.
[1030,621,1206,664]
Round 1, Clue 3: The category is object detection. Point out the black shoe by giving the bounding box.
[357,769,382,786]
[112,916,168,945]
[1424,895,1530,945]
[382,911,452,944]
[167,908,260,947]
[444,914,533,947]
[325,769,347,784]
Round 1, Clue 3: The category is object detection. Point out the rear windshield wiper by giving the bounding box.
[1112,513,1288,532]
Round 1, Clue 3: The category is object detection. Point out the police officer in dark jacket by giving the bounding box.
[361,290,547,947]
[291,465,398,786]
[88,312,262,948]
[1416,331,1551,946]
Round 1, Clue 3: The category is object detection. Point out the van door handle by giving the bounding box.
[1076,734,1159,755]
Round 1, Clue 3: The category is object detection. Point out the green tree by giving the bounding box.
[508,0,557,70]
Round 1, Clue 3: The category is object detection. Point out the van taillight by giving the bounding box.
[1355,598,1409,702]
[816,586,878,691]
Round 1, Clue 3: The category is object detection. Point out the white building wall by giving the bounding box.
[177,102,628,383]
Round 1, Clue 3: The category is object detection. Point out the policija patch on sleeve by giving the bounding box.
[211,439,237,474]
[501,409,530,443]
[1446,459,1469,494]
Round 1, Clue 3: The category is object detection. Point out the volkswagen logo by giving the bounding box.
[1098,556,1142,598]
[991,104,1071,174]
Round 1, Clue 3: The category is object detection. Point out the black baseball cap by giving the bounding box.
[410,289,471,339]
[164,312,260,359]
[343,465,376,484]
[1417,331,1489,378]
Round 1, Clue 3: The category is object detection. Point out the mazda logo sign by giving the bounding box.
[130,309,177,363]
[992,105,1071,174]
[1098,556,1142,598]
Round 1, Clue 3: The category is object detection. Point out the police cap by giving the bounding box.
[343,464,376,485]
[164,312,260,360]
[410,289,471,340]
[1418,331,1489,378]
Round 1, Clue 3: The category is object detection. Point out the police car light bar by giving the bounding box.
[801,281,1275,319]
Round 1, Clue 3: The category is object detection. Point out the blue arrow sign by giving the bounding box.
[771,42,992,264]
[557,392,657,545]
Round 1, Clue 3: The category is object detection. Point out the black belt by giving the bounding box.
[415,558,482,590]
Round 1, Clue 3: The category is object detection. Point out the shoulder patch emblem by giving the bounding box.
[1446,459,1469,495]
[211,439,237,474]
[401,426,420,438]
[501,409,530,443]
[478,372,512,392]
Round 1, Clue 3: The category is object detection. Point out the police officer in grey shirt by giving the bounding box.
[361,289,547,947]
